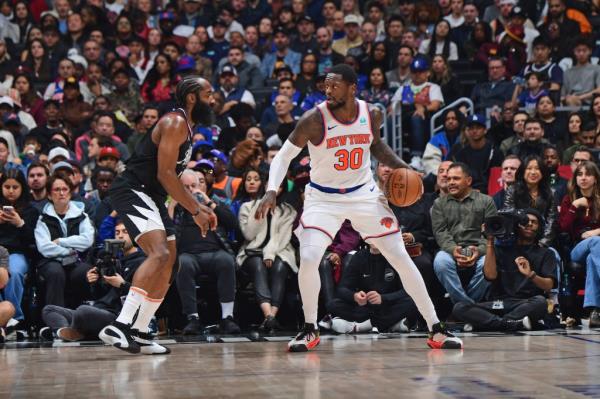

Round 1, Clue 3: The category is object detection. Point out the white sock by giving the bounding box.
[131,295,163,333]
[221,302,234,319]
[115,287,147,325]
[372,234,440,330]
[355,319,373,332]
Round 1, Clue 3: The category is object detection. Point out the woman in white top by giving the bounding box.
[418,20,458,61]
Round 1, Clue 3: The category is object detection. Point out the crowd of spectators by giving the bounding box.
[1,0,600,340]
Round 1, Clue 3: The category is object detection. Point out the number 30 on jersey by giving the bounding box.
[334,148,364,171]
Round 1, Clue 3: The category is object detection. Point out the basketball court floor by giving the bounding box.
[2,327,600,398]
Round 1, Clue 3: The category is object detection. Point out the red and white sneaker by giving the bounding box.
[288,323,320,352]
[427,322,463,349]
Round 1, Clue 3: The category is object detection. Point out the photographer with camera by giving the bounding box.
[431,163,497,304]
[453,209,557,331]
[41,221,145,341]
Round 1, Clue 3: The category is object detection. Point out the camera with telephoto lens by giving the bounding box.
[484,209,529,240]
[96,239,125,277]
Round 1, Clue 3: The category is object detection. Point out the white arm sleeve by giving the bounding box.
[266,139,303,192]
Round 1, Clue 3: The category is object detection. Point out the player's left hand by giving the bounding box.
[366,291,382,305]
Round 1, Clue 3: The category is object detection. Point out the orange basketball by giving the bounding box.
[385,168,424,207]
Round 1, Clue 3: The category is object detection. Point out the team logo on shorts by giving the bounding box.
[380,217,394,229]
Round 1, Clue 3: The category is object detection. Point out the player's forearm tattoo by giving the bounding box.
[371,140,410,169]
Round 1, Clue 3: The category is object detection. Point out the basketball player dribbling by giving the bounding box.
[99,76,217,354]
[256,64,463,352]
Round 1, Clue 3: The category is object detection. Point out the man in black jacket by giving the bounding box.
[328,245,418,334]
[41,221,145,341]
[175,170,241,335]
[453,208,557,331]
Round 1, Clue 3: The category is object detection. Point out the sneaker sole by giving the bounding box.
[139,344,172,355]
[99,327,141,354]
[288,337,320,352]
[426,338,463,350]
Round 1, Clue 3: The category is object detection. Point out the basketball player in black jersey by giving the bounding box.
[99,76,217,354]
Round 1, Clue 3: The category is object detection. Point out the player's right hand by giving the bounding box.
[255,191,277,219]
[193,204,217,237]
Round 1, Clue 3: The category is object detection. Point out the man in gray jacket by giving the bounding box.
[431,162,497,304]
[216,46,264,91]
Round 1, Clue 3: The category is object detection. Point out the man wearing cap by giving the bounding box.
[48,146,71,166]
[218,64,256,111]
[448,114,503,194]
[43,58,93,103]
[332,15,363,56]
[97,147,121,171]
[290,15,318,55]
[216,46,263,91]
[206,149,242,200]
[59,76,94,131]
[497,6,539,63]
[391,55,444,169]
[28,100,64,150]
[158,11,187,48]
[347,21,377,70]
[205,19,231,66]
[261,26,302,78]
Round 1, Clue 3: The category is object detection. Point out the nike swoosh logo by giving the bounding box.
[369,186,375,192]
[327,125,338,130]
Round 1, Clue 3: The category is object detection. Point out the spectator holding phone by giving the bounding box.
[0,169,39,323]
[34,174,94,307]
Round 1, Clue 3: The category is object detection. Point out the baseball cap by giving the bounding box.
[2,113,20,125]
[63,76,80,89]
[48,147,71,162]
[194,159,215,171]
[214,18,228,27]
[51,161,74,174]
[99,147,121,160]
[509,5,526,19]
[274,26,289,35]
[410,55,430,72]
[220,64,238,76]
[204,149,228,164]
[298,15,314,24]
[177,55,196,72]
[466,114,486,127]
[0,96,14,108]
[344,15,360,25]
[159,11,175,21]
[498,0,516,5]
[68,54,88,69]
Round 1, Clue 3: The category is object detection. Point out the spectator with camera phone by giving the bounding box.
[41,221,145,341]
[431,162,497,304]
[453,208,556,331]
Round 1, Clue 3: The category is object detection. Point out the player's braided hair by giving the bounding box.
[175,75,206,106]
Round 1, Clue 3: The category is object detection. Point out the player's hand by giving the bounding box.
[354,291,368,306]
[366,291,382,305]
[255,191,277,220]
[193,204,217,237]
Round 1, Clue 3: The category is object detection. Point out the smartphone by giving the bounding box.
[2,206,14,214]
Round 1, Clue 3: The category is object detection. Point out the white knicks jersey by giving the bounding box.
[308,99,373,188]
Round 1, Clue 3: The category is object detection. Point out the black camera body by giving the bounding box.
[96,239,125,278]
[484,209,529,240]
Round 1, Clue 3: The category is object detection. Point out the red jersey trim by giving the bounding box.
[363,229,401,241]
[300,219,335,241]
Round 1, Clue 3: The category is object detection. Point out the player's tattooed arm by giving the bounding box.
[287,108,325,147]
[368,105,411,170]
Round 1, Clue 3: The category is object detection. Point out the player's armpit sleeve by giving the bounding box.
[266,140,303,192]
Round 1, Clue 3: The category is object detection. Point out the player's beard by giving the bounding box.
[191,94,215,126]
[327,98,345,110]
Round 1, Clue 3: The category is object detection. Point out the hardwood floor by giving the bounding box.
[2,330,600,398]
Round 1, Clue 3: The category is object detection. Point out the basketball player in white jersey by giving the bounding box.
[256,64,463,352]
